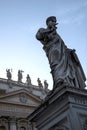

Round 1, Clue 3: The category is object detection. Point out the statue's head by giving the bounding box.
[46,16,57,26]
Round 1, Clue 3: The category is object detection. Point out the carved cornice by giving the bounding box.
[0,103,36,119]
[28,85,87,122]
[0,88,41,102]
[0,78,49,92]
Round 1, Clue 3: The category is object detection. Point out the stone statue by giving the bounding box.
[37,78,43,88]
[44,80,48,90]
[18,70,24,83]
[36,16,86,89]
[6,69,12,80]
[26,74,31,85]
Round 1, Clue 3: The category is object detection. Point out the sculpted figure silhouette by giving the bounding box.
[36,16,86,89]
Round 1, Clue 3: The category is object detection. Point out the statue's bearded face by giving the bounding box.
[47,20,56,28]
[46,16,56,25]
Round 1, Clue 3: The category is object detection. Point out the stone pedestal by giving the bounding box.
[28,85,87,130]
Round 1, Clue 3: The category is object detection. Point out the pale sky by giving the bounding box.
[0,0,87,89]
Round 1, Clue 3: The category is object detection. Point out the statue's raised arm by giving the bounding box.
[36,16,86,89]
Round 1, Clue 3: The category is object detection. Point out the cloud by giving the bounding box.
[60,13,86,25]
[57,0,87,17]
[57,0,87,26]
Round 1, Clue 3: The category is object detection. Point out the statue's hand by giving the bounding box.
[36,28,46,40]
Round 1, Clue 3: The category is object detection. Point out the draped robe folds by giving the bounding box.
[36,28,86,89]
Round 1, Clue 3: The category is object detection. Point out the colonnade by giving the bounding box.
[0,117,32,130]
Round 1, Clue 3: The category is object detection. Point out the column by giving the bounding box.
[32,122,37,130]
[9,117,17,130]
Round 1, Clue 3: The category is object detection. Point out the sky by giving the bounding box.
[0,0,87,89]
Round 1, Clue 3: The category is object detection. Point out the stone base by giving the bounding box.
[28,85,87,130]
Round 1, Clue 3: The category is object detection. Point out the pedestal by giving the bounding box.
[28,85,87,130]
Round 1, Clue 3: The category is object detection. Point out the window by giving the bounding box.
[20,127,26,130]
[0,126,6,130]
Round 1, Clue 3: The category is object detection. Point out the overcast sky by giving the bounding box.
[0,0,87,89]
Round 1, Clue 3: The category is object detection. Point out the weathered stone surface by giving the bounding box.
[36,16,86,89]
[0,77,48,129]
[28,16,87,130]
[28,85,87,130]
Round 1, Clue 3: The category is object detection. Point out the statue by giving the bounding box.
[6,69,12,80]
[18,70,24,83]
[44,80,48,90]
[36,16,86,89]
[37,78,43,88]
[26,74,31,85]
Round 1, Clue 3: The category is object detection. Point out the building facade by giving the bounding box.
[0,77,49,130]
